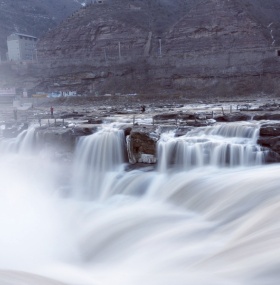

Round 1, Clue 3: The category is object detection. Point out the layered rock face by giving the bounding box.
[9,0,280,96]
[162,0,279,94]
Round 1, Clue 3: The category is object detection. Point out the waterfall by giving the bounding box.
[0,127,37,154]
[0,121,280,285]
[72,127,125,199]
[157,122,264,171]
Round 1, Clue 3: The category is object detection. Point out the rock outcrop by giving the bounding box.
[258,122,280,160]
[2,0,280,96]
[27,0,280,96]
[126,125,159,164]
[215,113,252,122]
[253,113,280,120]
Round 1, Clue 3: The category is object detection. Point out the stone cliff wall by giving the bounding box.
[3,0,280,97]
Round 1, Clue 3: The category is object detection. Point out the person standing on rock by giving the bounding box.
[50,106,54,118]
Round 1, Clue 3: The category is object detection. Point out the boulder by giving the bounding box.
[127,125,159,164]
[119,124,133,137]
[258,123,280,158]
[258,136,280,155]
[259,123,280,137]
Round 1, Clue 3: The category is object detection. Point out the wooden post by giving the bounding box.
[221,107,225,115]
[230,105,232,113]
[133,115,135,125]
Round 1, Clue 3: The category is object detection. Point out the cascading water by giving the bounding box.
[157,122,264,171]
[72,126,125,199]
[0,120,280,285]
[0,127,37,154]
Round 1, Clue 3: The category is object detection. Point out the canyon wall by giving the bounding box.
[3,0,280,97]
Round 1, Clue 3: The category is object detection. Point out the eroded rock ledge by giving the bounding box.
[2,103,280,165]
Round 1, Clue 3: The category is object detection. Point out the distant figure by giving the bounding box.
[13,109,17,121]
[50,106,54,118]
[141,105,146,113]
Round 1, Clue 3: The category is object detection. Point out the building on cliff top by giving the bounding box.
[7,33,37,62]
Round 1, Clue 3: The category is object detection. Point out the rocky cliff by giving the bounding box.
[4,0,280,97]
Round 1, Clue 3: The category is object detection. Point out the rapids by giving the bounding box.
[0,121,280,285]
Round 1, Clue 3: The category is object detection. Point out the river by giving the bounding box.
[0,120,279,285]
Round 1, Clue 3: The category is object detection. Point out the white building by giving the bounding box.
[7,33,37,62]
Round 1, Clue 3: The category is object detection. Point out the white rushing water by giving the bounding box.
[0,122,280,285]
[157,122,264,172]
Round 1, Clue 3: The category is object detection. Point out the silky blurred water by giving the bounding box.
[0,123,280,285]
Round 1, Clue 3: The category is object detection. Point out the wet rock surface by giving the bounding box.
[2,96,280,165]
[259,123,280,136]
[127,125,159,164]
[253,113,280,121]
[215,113,252,122]
[258,123,280,159]
[35,127,79,152]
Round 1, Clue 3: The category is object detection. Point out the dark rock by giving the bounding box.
[127,125,159,164]
[258,123,280,157]
[215,113,251,122]
[35,124,96,152]
[263,149,280,163]
[258,136,280,154]
[35,127,77,151]
[87,118,103,124]
[184,120,209,127]
[153,113,178,121]
[260,124,280,136]
[253,113,280,121]
[179,113,196,120]
[59,113,84,119]
[119,125,133,137]
[73,124,98,136]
